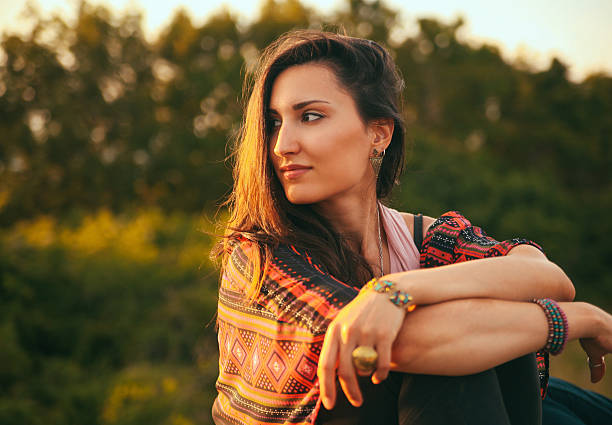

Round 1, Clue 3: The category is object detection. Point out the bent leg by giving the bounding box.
[317,365,538,425]
[398,369,511,425]
[495,353,542,425]
[316,372,403,425]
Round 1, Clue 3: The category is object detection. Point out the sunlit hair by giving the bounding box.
[213,29,407,301]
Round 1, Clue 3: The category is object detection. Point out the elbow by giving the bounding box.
[509,245,574,301]
[550,261,575,302]
[562,275,576,302]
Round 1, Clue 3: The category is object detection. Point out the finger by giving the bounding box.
[354,341,376,378]
[318,325,340,410]
[590,358,606,383]
[354,330,376,378]
[600,361,607,382]
[338,342,363,407]
[372,337,392,385]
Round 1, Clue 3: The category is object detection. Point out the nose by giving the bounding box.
[271,121,300,158]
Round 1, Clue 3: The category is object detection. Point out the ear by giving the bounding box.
[368,118,394,153]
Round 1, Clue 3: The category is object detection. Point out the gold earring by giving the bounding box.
[370,148,385,178]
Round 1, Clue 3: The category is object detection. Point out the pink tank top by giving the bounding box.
[378,202,421,273]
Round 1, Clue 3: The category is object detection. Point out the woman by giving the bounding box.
[211,29,612,425]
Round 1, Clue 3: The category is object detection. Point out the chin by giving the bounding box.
[285,195,319,205]
[284,188,324,205]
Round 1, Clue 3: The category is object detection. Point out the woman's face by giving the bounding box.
[268,63,376,205]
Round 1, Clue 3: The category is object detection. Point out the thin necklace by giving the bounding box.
[376,203,384,277]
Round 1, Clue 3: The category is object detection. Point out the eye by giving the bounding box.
[303,112,323,122]
[268,117,281,130]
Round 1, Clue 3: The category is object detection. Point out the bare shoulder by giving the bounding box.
[398,212,437,239]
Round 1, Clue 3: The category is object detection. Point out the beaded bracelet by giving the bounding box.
[361,277,417,312]
[533,298,569,355]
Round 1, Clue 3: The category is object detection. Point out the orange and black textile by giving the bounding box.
[212,211,547,425]
[419,211,549,398]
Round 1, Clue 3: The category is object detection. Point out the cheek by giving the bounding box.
[315,127,370,173]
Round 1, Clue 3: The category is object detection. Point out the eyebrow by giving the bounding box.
[268,99,330,114]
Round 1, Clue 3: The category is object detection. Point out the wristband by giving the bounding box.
[362,277,417,312]
[533,298,568,355]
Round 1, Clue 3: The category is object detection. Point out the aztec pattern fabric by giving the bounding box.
[212,211,547,425]
[213,242,359,425]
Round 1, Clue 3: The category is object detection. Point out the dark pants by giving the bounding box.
[542,377,612,425]
[317,354,541,425]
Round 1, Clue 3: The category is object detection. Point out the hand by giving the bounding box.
[579,337,608,383]
[578,306,612,383]
[317,288,406,410]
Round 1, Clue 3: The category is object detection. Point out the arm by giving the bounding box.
[318,212,579,409]
[318,295,612,410]
[394,211,575,304]
[391,298,602,375]
[387,244,575,305]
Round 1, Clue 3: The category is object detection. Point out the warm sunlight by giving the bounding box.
[2,0,611,82]
[3,2,612,424]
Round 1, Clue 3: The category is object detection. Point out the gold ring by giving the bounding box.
[352,346,378,374]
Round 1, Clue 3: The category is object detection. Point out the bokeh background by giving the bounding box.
[1,0,611,424]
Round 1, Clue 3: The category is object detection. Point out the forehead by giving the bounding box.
[268,63,352,110]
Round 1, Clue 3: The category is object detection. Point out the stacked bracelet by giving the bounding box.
[361,277,417,312]
[533,298,569,355]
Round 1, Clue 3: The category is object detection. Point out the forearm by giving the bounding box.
[388,249,575,305]
[390,298,602,375]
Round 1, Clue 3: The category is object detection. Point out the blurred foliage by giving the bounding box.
[0,208,220,425]
[1,0,611,423]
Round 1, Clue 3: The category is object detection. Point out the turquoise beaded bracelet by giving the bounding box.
[533,298,568,355]
[361,277,417,312]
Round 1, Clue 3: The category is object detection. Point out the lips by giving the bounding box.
[279,164,311,179]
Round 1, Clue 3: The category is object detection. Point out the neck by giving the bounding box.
[313,190,382,268]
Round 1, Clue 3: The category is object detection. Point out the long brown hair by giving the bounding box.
[212,29,407,300]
